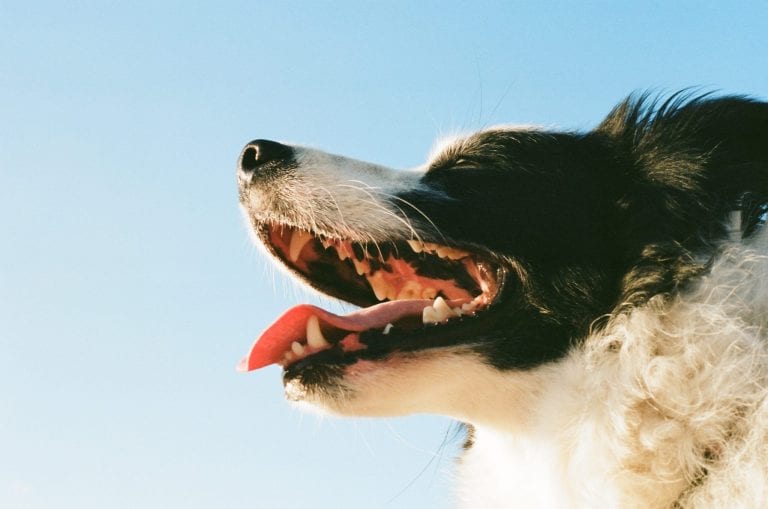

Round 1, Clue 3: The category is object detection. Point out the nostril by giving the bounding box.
[238,139,294,174]
[240,146,261,172]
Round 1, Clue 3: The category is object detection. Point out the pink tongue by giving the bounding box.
[238,300,434,371]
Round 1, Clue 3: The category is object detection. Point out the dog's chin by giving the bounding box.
[281,349,461,417]
[280,347,543,426]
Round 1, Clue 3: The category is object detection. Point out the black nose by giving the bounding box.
[238,139,294,175]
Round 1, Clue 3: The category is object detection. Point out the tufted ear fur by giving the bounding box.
[592,93,768,307]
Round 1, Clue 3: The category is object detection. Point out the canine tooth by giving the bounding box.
[406,240,423,253]
[383,323,394,335]
[367,272,390,301]
[284,351,295,363]
[291,341,305,356]
[422,306,440,324]
[352,258,370,275]
[306,315,329,348]
[289,230,313,262]
[432,296,457,321]
[461,302,478,314]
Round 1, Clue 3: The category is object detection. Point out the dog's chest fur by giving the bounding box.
[458,229,768,508]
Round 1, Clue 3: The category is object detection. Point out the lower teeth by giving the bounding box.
[421,296,464,324]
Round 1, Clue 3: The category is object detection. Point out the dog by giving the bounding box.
[236,92,768,508]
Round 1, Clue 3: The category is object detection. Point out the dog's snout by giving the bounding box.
[238,139,294,176]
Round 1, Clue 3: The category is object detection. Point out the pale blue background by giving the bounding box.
[1,2,766,508]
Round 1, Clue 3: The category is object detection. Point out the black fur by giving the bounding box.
[390,93,768,369]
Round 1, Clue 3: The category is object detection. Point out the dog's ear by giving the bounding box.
[595,93,768,305]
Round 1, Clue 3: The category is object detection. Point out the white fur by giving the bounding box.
[456,228,768,508]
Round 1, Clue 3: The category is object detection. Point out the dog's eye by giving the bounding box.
[445,158,476,169]
[427,157,478,175]
[452,158,479,169]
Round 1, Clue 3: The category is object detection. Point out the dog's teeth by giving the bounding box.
[461,302,478,314]
[383,323,393,335]
[406,240,424,253]
[422,306,440,324]
[432,296,458,321]
[291,341,305,356]
[367,272,389,301]
[423,242,439,254]
[337,244,351,261]
[289,230,313,262]
[352,258,370,276]
[436,246,467,260]
[284,351,295,363]
[306,315,329,348]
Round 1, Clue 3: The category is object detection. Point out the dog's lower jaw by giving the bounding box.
[281,348,547,424]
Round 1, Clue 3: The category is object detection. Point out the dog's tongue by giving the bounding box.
[238,300,434,371]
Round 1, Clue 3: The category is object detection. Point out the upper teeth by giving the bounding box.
[288,229,469,268]
[289,230,313,262]
[406,240,467,260]
[352,258,370,276]
[406,240,424,253]
[435,246,466,260]
[367,272,390,301]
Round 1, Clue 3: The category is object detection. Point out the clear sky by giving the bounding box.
[1,1,766,508]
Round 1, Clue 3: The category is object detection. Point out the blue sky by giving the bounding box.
[1,1,766,508]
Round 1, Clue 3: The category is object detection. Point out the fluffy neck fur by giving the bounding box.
[458,228,768,508]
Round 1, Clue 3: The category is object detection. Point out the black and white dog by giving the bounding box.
[237,93,768,507]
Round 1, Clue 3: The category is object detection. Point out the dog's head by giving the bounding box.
[237,94,768,423]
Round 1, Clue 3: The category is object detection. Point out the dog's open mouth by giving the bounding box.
[238,224,504,371]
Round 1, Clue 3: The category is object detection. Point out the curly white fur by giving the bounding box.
[458,227,768,508]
